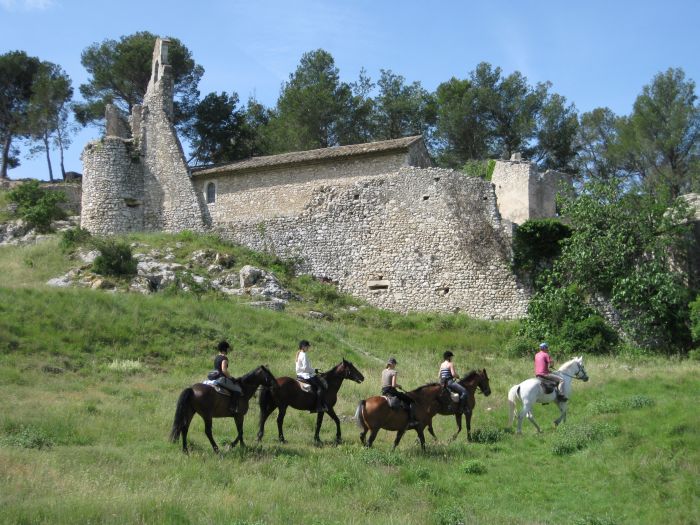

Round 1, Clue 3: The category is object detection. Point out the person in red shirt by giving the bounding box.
[534,343,566,401]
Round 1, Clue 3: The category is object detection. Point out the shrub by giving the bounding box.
[92,238,138,277]
[433,504,466,525]
[7,180,66,232]
[558,315,618,355]
[1,424,54,449]
[60,227,92,252]
[461,159,496,181]
[512,219,571,276]
[460,459,487,474]
[690,295,700,346]
[551,422,618,455]
[469,427,506,444]
[504,335,537,358]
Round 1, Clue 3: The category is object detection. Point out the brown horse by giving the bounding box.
[355,383,450,450]
[257,359,364,444]
[427,368,492,442]
[170,365,276,453]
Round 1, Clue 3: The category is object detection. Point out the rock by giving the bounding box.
[76,249,100,265]
[214,252,235,268]
[307,311,328,319]
[47,274,74,287]
[190,249,216,266]
[206,264,224,274]
[91,278,115,290]
[248,299,287,311]
[240,265,263,287]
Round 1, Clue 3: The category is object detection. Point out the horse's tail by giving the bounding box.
[258,384,275,414]
[507,384,521,426]
[354,400,367,431]
[170,387,194,442]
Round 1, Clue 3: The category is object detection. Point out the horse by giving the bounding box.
[170,365,276,453]
[426,369,492,442]
[508,356,589,434]
[355,383,450,451]
[257,359,365,444]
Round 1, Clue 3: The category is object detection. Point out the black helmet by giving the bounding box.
[443,351,454,360]
[217,340,231,353]
[299,340,310,349]
[387,357,397,365]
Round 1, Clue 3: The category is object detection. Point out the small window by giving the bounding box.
[206,182,216,204]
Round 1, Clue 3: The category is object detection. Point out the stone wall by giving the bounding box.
[80,137,144,234]
[194,150,418,222]
[216,167,530,319]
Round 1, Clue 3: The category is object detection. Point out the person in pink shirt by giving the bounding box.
[534,342,566,401]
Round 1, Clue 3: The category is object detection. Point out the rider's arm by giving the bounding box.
[391,373,399,389]
[449,362,458,379]
[221,358,231,378]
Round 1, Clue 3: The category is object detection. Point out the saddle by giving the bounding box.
[295,377,328,393]
[381,394,403,410]
[202,377,243,396]
[537,378,558,395]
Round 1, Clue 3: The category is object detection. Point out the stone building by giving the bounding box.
[80,38,570,319]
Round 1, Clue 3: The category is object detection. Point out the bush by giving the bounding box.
[504,335,537,358]
[461,159,496,181]
[92,238,137,277]
[60,227,92,252]
[1,424,54,449]
[690,295,700,345]
[7,180,66,232]
[551,422,618,455]
[558,315,618,355]
[512,219,571,276]
[469,427,506,444]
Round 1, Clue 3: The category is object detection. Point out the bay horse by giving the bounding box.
[257,359,364,444]
[170,365,276,453]
[427,369,492,441]
[508,356,589,434]
[355,383,450,451]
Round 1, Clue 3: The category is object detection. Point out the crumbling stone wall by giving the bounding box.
[216,167,530,318]
[80,137,144,234]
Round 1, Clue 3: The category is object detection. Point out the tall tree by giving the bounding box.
[25,61,73,181]
[0,51,41,178]
[373,69,435,140]
[575,107,623,183]
[619,68,700,200]
[268,49,352,152]
[74,31,203,130]
[533,93,579,171]
[336,68,375,145]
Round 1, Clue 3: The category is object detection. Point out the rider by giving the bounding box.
[381,357,419,429]
[438,351,468,411]
[213,340,241,414]
[295,340,328,413]
[535,342,567,401]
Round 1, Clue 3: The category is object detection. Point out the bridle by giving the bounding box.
[559,362,588,381]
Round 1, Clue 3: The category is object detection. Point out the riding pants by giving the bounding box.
[446,380,467,401]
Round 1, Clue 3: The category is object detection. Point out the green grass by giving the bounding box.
[0,233,698,524]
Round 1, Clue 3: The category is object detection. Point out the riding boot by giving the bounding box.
[229,395,239,415]
[556,387,568,402]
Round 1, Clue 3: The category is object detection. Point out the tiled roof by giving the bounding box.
[191,135,423,177]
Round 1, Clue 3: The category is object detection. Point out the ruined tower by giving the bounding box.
[80,38,205,234]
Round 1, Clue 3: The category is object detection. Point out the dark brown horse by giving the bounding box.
[170,365,276,453]
[427,369,492,441]
[257,359,364,444]
[355,383,450,450]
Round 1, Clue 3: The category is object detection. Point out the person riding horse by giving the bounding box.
[295,340,328,413]
[210,340,242,414]
[439,351,468,412]
[380,357,419,429]
[534,342,567,401]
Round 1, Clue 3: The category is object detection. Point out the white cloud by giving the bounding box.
[0,0,56,11]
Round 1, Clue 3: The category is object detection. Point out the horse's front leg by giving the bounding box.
[427,422,438,441]
[465,408,473,442]
[314,411,325,444]
[416,426,427,451]
[203,416,219,453]
[451,413,462,441]
[325,407,342,444]
[231,414,244,447]
[554,401,568,427]
[525,405,542,433]
[393,429,406,449]
[276,405,288,443]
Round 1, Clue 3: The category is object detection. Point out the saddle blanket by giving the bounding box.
[202,379,242,396]
[381,395,403,410]
[295,377,328,393]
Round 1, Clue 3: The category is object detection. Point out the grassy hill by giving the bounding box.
[0,233,698,524]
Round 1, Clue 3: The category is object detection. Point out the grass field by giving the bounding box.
[0,235,698,524]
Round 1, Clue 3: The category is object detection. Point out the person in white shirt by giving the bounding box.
[295,340,328,412]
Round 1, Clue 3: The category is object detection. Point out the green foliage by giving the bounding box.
[512,218,571,275]
[1,424,54,449]
[7,180,66,232]
[60,226,92,252]
[373,69,436,140]
[433,504,466,525]
[503,335,538,358]
[558,315,619,355]
[75,31,203,128]
[689,295,700,345]
[91,238,137,277]
[469,427,507,444]
[588,395,655,415]
[551,422,619,455]
[461,159,496,181]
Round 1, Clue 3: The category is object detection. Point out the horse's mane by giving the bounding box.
[238,365,264,382]
[410,382,442,393]
[461,369,479,381]
[557,357,580,371]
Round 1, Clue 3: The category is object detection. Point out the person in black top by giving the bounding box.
[213,340,240,414]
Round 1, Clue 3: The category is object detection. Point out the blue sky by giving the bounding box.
[1,0,698,180]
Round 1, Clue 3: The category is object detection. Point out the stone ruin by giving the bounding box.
[80,38,572,320]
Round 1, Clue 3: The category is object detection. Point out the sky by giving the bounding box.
[1,0,699,180]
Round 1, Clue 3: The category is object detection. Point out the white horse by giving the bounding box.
[508,356,589,434]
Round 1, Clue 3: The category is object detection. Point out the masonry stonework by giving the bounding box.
[80,37,573,319]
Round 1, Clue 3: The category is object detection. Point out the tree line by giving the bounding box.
[1,31,698,201]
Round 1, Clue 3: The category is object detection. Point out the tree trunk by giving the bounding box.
[57,128,66,180]
[43,132,54,182]
[1,134,12,179]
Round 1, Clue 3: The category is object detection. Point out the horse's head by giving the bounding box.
[256,365,277,388]
[560,356,589,382]
[339,359,364,384]
[477,368,492,396]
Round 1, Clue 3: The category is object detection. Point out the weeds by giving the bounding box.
[551,422,619,455]
[1,424,54,450]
